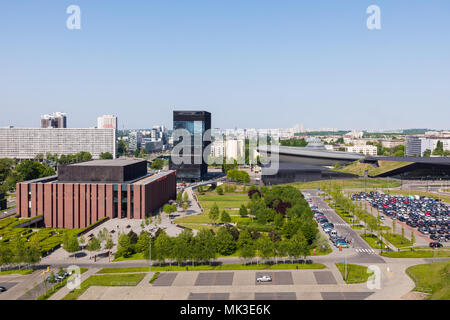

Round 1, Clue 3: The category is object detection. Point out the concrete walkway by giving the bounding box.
[48,267,99,300]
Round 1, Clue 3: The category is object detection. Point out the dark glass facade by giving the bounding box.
[170,110,211,181]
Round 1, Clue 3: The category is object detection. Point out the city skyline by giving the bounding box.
[1,1,450,130]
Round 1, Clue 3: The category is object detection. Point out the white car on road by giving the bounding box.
[256,275,272,282]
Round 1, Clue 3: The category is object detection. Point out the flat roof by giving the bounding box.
[257,146,366,161]
[66,159,146,167]
[133,170,176,185]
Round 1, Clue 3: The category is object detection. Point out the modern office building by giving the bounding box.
[41,112,67,128]
[0,128,116,159]
[97,115,118,130]
[128,131,143,153]
[16,159,177,229]
[170,110,211,181]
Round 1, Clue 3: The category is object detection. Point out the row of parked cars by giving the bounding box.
[304,193,350,249]
[46,269,73,283]
[352,192,449,244]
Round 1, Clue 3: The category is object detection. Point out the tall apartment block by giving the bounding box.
[0,127,116,159]
[16,159,177,229]
[41,112,67,128]
[97,115,118,130]
[170,110,211,181]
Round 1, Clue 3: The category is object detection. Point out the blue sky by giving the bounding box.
[1,1,449,130]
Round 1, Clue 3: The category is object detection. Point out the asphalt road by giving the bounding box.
[307,189,386,264]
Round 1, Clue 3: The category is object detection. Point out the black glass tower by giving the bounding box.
[170,110,211,181]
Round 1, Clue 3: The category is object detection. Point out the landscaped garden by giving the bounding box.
[112,185,332,265]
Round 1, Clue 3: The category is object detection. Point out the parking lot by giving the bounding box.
[353,192,449,247]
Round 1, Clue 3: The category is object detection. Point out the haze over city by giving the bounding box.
[1,0,450,130]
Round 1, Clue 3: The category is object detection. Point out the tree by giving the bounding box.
[215,227,236,256]
[423,149,432,157]
[208,203,220,225]
[288,230,308,262]
[136,231,151,258]
[63,233,80,258]
[15,160,56,181]
[215,186,224,195]
[99,152,113,160]
[172,229,193,265]
[220,210,231,224]
[239,204,248,217]
[183,192,189,203]
[128,230,139,245]
[256,234,274,263]
[154,231,172,264]
[118,139,127,155]
[0,245,13,268]
[163,203,177,215]
[392,219,396,233]
[239,243,255,264]
[401,227,405,244]
[86,236,101,256]
[410,231,415,247]
[115,233,132,258]
[176,192,182,206]
[237,230,253,249]
[150,159,164,170]
[104,236,114,250]
[194,230,216,264]
[274,214,284,229]
[182,202,189,211]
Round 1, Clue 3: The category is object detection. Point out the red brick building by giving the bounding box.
[16,159,176,229]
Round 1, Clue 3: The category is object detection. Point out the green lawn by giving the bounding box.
[288,179,402,190]
[382,233,412,248]
[335,161,413,177]
[360,233,384,249]
[406,261,450,300]
[174,193,250,227]
[336,263,372,284]
[97,267,150,274]
[62,273,146,300]
[381,249,450,258]
[0,269,34,275]
[113,252,145,262]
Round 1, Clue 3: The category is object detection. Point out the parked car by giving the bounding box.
[0,286,7,292]
[429,242,443,248]
[256,275,272,282]
[334,240,349,248]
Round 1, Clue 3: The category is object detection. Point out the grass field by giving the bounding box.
[288,179,402,190]
[62,273,146,300]
[406,260,450,300]
[0,269,34,275]
[113,252,145,262]
[382,232,412,248]
[174,193,250,228]
[384,190,450,204]
[336,263,372,284]
[335,161,413,177]
[381,249,450,258]
[360,233,384,249]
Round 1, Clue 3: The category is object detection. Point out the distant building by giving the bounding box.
[97,115,118,130]
[41,112,67,128]
[128,131,143,152]
[16,159,177,229]
[0,127,116,159]
[170,110,211,181]
[225,139,244,161]
[380,139,404,149]
[406,135,450,156]
[345,145,377,156]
